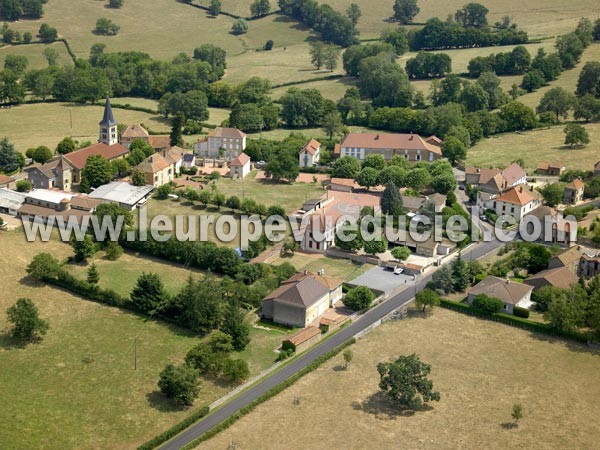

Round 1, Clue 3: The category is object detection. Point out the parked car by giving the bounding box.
[394,266,404,275]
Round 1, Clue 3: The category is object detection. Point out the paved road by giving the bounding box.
[160,237,502,450]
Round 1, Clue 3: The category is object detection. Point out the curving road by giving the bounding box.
[160,237,502,450]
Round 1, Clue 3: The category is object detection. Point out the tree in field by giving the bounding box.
[393,0,420,24]
[38,24,58,43]
[0,137,23,173]
[346,3,362,26]
[95,18,120,36]
[451,253,469,292]
[221,300,251,351]
[26,253,61,281]
[80,155,114,193]
[42,47,59,66]
[377,354,440,410]
[544,296,585,332]
[131,273,169,315]
[322,111,343,140]
[455,3,489,28]
[381,181,404,217]
[7,298,49,341]
[158,363,200,406]
[539,182,564,207]
[169,113,184,147]
[176,275,223,334]
[222,358,250,384]
[309,41,326,70]
[250,0,270,18]
[415,289,440,312]
[3,55,28,75]
[56,136,76,155]
[343,349,354,369]
[70,235,96,262]
[499,101,537,131]
[441,136,467,166]
[108,0,124,8]
[87,263,100,284]
[344,286,375,311]
[511,403,524,427]
[391,246,411,261]
[324,44,341,72]
[231,19,248,36]
[574,95,600,122]
[208,0,221,16]
[564,123,590,147]
[536,87,575,122]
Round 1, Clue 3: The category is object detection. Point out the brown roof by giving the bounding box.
[135,153,171,174]
[565,178,585,191]
[465,167,501,185]
[537,162,564,171]
[333,143,341,156]
[341,133,442,155]
[0,174,13,185]
[19,203,93,223]
[70,196,104,211]
[301,139,321,156]
[148,135,171,150]
[162,146,184,165]
[26,155,77,180]
[523,267,578,290]
[285,271,343,291]
[208,127,246,139]
[284,326,321,346]
[65,143,128,170]
[495,186,535,206]
[500,162,527,186]
[550,246,583,267]
[426,135,442,146]
[230,152,250,167]
[330,178,356,188]
[121,124,149,139]
[264,271,342,309]
[469,276,533,305]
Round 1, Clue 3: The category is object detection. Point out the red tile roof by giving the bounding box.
[495,185,535,206]
[230,152,250,167]
[565,178,585,191]
[65,143,128,170]
[148,135,171,150]
[208,127,246,139]
[121,124,149,139]
[301,139,321,156]
[0,174,13,185]
[341,133,442,155]
[135,153,171,173]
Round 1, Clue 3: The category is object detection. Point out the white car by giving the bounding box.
[393,267,404,275]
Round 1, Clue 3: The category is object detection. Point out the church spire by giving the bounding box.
[99,96,118,145]
[99,96,117,127]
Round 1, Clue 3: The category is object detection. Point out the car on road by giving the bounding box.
[394,266,404,275]
[480,214,487,222]
[459,184,465,190]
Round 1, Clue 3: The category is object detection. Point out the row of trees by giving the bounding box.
[0,0,45,21]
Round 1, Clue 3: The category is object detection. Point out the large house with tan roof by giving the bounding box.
[120,124,171,151]
[299,139,321,167]
[483,185,540,221]
[262,271,343,327]
[194,127,247,160]
[134,153,174,188]
[338,133,442,162]
[468,276,533,314]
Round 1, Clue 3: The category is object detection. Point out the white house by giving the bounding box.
[299,139,321,167]
[182,153,196,169]
[194,127,247,160]
[229,153,251,179]
[483,185,540,221]
[467,276,533,314]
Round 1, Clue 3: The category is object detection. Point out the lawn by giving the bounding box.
[199,307,600,449]
[0,230,286,449]
[467,122,600,171]
[271,252,374,282]
[0,102,170,153]
[0,41,73,70]
[270,76,358,101]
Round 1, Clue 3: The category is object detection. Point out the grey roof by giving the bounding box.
[25,156,76,181]
[265,276,329,309]
[470,276,532,305]
[0,188,27,210]
[182,153,195,162]
[88,182,153,207]
[99,96,117,127]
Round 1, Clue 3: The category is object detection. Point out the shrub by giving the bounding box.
[15,179,32,192]
[513,306,530,318]
[231,19,248,36]
[264,40,274,51]
[471,294,504,315]
[344,286,375,311]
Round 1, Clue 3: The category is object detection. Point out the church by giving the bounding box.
[26,97,129,192]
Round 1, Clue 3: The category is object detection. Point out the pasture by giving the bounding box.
[0,230,286,449]
[0,41,73,70]
[199,307,600,450]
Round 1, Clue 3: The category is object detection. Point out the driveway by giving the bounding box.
[350,265,415,294]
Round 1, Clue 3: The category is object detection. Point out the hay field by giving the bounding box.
[0,42,73,70]
[199,307,600,450]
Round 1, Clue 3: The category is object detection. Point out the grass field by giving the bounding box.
[0,230,287,449]
[0,102,170,153]
[0,41,73,70]
[199,307,600,450]
[270,76,357,101]
[467,122,600,171]
[271,252,374,282]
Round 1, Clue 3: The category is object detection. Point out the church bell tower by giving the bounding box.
[99,96,118,145]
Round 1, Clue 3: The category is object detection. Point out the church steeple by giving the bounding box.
[99,96,118,145]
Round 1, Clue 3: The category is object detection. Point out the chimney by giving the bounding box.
[375,134,380,140]
[519,186,523,193]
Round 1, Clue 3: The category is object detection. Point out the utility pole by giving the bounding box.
[69,109,73,129]
[134,337,137,370]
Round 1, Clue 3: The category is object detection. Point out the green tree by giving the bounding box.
[309,41,326,70]
[108,0,124,8]
[95,18,120,36]
[26,253,61,281]
[455,2,489,28]
[6,298,49,341]
[250,0,270,17]
[105,241,124,261]
[231,19,248,35]
[226,195,241,210]
[499,101,537,131]
[377,353,440,410]
[460,82,489,112]
[56,136,76,155]
[176,275,223,333]
[415,289,440,312]
[70,235,96,262]
[344,286,375,311]
[80,155,114,193]
[363,238,388,256]
[441,136,467,165]
[42,47,59,66]
[393,0,420,24]
[537,87,575,122]
[391,246,411,261]
[539,182,564,207]
[131,273,169,315]
[222,358,250,384]
[158,363,200,406]
[343,349,354,369]
[324,44,341,72]
[31,145,53,164]
[0,137,22,173]
[544,296,585,331]
[169,113,184,147]
[332,156,361,178]
[3,54,28,75]
[208,0,221,16]
[471,294,504,314]
[356,167,379,190]
[221,300,251,351]
[451,253,469,291]
[38,23,58,43]
[322,111,343,139]
[574,94,600,122]
[15,179,31,192]
[564,123,590,147]
[346,3,362,26]
[381,181,404,217]
[380,28,409,55]
[87,263,100,284]
[511,403,524,426]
